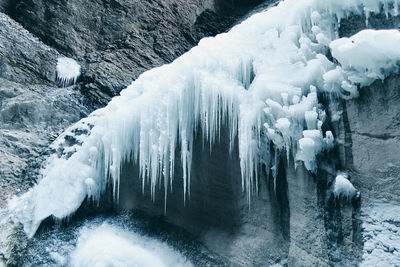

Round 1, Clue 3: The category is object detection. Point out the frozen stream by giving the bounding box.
[25,212,224,266]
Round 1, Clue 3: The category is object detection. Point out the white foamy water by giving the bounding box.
[70,223,192,267]
[25,213,211,267]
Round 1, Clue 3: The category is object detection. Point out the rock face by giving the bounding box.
[0,12,85,207]
[3,0,267,106]
[334,15,400,265]
[334,74,400,265]
[118,129,292,266]
[337,74,400,203]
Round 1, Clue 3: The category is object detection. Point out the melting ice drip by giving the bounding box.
[56,57,81,87]
[7,0,400,237]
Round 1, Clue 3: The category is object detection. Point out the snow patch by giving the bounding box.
[56,57,81,87]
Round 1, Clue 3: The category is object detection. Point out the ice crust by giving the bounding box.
[6,0,400,237]
[56,57,81,87]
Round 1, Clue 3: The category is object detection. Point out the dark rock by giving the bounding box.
[335,74,400,203]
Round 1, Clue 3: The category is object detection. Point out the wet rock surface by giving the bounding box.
[334,73,400,266]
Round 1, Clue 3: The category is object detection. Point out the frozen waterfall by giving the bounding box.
[6,0,400,237]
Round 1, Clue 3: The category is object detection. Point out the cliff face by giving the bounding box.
[334,74,400,266]
[0,12,85,207]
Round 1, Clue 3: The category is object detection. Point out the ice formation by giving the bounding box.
[6,0,400,237]
[326,29,400,98]
[56,57,81,87]
[333,174,357,199]
[70,223,191,267]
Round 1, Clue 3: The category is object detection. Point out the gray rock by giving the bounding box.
[118,128,290,266]
[336,74,400,203]
[0,12,85,208]
[4,0,268,106]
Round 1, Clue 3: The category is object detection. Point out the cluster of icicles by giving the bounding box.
[6,0,400,237]
[56,57,81,87]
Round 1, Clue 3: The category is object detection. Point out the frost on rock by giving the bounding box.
[361,203,400,266]
[333,174,357,199]
[5,0,400,237]
[56,57,81,87]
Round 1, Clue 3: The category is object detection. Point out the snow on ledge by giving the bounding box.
[333,174,357,199]
[56,57,81,87]
[325,29,400,98]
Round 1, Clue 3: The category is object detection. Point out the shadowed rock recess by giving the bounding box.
[1,0,400,266]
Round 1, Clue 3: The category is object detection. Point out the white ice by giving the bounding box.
[56,57,81,87]
[70,223,191,267]
[5,0,400,237]
[333,174,357,199]
[327,29,400,98]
